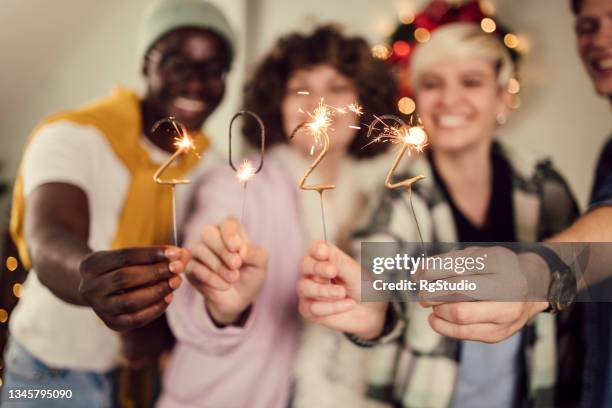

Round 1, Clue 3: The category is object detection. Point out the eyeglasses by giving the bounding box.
[575,16,601,36]
[148,49,229,82]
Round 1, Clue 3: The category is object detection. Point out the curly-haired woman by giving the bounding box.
[157,25,399,408]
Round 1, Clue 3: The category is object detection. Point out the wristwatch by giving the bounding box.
[517,244,577,313]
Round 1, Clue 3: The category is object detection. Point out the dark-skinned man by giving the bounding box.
[0,0,235,406]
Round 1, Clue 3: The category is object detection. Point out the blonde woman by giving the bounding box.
[297,23,584,407]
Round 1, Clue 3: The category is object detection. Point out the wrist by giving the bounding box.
[205,301,251,328]
[517,244,577,313]
[529,301,550,317]
[350,302,388,340]
[518,252,551,301]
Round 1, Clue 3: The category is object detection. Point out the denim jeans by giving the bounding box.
[1,339,117,408]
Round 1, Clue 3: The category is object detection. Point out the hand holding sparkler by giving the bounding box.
[229,110,265,223]
[186,216,268,327]
[297,241,388,340]
[79,245,190,331]
[153,117,198,245]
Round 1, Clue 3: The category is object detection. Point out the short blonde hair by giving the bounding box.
[411,23,514,90]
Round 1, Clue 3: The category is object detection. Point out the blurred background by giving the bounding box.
[0,0,609,219]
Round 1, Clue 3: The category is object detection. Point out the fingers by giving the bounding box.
[300,256,337,280]
[185,260,231,291]
[297,278,346,300]
[299,298,356,319]
[306,242,360,283]
[309,240,330,261]
[172,247,192,267]
[429,302,524,326]
[201,225,243,271]
[107,278,180,316]
[99,262,176,295]
[112,299,169,331]
[191,240,239,283]
[81,246,170,275]
[243,245,268,270]
[219,216,248,253]
[427,312,512,343]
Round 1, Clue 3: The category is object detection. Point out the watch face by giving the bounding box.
[555,268,577,310]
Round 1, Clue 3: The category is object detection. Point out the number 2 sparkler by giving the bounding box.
[153,117,198,245]
[289,98,360,242]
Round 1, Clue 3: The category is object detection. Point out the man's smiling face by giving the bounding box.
[575,0,612,99]
[143,27,231,131]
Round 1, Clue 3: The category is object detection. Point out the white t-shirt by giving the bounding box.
[9,120,221,372]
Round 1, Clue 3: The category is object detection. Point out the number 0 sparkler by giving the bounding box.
[228,111,265,222]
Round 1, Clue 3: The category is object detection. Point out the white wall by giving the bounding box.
[0,0,246,182]
[1,0,610,209]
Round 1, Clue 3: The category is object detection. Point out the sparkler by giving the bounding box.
[289,97,363,242]
[365,114,427,189]
[153,117,197,245]
[229,110,265,223]
[365,114,428,250]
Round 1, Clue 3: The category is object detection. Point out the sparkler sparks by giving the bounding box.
[236,160,256,183]
[364,114,427,190]
[348,103,364,116]
[152,117,199,245]
[174,133,196,153]
[364,114,428,153]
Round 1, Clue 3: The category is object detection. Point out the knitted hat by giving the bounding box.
[137,0,235,61]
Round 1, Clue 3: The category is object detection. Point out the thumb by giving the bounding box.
[328,245,361,287]
[244,244,268,270]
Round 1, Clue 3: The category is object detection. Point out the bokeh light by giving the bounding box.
[13,283,23,298]
[372,44,392,60]
[6,256,18,272]
[481,17,497,33]
[414,27,431,43]
[398,97,416,115]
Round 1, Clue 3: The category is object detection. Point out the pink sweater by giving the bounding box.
[159,156,305,408]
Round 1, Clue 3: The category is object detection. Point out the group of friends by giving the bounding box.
[1,0,611,407]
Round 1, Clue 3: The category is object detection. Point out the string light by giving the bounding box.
[398,97,416,115]
[504,33,520,49]
[13,283,23,298]
[414,27,431,43]
[372,44,392,60]
[508,78,521,94]
[393,41,411,57]
[479,0,496,15]
[6,256,18,272]
[398,4,415,24]
[480,17,497,33]
[0,309,8,323]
